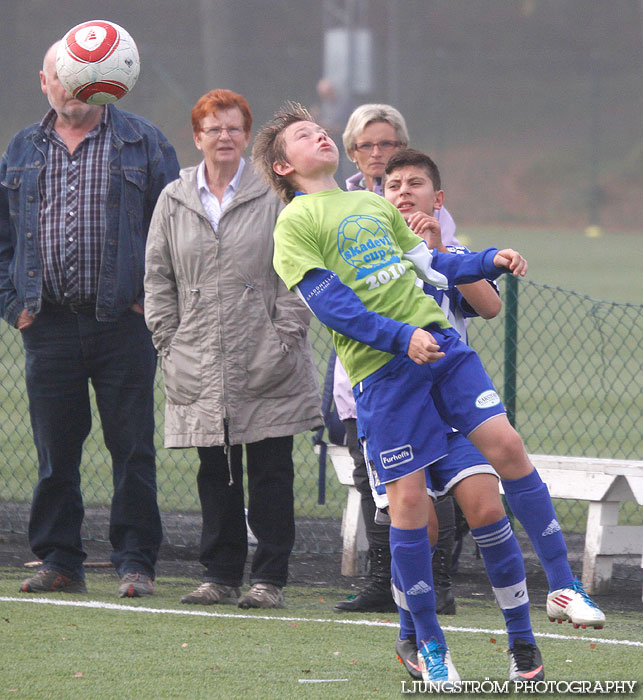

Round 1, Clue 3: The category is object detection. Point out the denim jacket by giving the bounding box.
[0,104,180,325]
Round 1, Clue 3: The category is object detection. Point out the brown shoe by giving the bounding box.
[20,569,87,594]
[118,573,154,598]
[180,582,241,605]
[237,583,285,609]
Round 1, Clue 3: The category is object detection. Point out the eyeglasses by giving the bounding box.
[200,126,244,138]
[354,140,401,153]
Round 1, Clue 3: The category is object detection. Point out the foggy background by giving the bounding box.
[1,0,641,232]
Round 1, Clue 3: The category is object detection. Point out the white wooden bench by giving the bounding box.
[524,455,643,594]
[319,444,643,594]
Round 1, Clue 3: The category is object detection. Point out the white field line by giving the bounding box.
[1,596,641,648]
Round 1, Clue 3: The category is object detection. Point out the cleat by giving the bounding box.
[395,635,422,680]
[417,639,460,687]
[20,568,86,594]
[181,582,240,605]
[546,581,605,629]
[118,573,154,598]
[507,639,545,681]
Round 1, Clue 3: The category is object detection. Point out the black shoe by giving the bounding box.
[433,541,456,615]
[334,580,397,613]
[435,585,456,615]
[507,639,545,681]
[395,635,423,680]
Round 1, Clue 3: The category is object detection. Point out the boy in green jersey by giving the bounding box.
[253,104,604,684]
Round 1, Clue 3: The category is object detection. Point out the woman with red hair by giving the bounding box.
[144,90,321,609]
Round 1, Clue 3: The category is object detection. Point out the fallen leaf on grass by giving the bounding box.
[73,672,84,678]
[182,643,189,648]
[589,643,596,649]
[489,638,496,644]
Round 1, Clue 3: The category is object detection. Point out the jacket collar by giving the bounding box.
[32,104,140,147]
[169,160,271,214]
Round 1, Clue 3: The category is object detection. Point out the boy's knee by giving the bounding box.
[464,500,507,530]
[495,426,525,457]
[483,426,529,472]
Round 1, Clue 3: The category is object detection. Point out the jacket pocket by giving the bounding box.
[245,318,307,398]
[2,169,23,217]
[160,290,204,404]
[123,167,148,216]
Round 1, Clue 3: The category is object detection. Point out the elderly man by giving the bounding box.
[0,41,180,597]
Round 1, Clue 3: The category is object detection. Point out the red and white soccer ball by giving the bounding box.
[56,20,140,105]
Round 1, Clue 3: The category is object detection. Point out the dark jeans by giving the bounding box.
[196,435,295,588]
[21,306,162,579]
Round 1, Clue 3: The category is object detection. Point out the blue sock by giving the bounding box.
[502,470,574,592]
[391,559,415,641]
[389,525,444,647]
[471,516,535,647]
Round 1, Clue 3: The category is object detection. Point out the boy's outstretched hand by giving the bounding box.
[493,249,528,277]
[407,328,445,365]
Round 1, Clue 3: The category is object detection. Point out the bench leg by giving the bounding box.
[341,486,368,577]
[582,501,619,595]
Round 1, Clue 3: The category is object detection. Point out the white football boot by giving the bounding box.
[546,580,605,629]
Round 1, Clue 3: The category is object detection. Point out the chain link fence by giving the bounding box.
[1,279,641,565]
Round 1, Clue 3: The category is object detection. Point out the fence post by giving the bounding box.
[503,275,519,427]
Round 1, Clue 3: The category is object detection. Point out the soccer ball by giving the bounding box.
[56,20,140,105]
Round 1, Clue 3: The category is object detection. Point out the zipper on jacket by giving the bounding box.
[189,288,200,309]
[223,418,233,486]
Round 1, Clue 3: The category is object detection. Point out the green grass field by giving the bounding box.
[458,226,642,305]
[1,568,641,700]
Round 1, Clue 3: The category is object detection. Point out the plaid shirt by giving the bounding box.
[38,108,111,304]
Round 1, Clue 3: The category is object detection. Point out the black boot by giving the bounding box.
[433,496,456,615]
[334,547,397,613]
[433,545,456,615]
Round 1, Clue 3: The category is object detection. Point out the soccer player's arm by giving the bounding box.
[296,270,444,364]
[295,268,415,355]
[390,206,525,288]
[446,246,501,320]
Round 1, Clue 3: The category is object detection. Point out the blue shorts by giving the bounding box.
[354,327,505,488]
[365,431,498,506]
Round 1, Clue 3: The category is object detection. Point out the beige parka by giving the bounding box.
[144,164,322,447]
